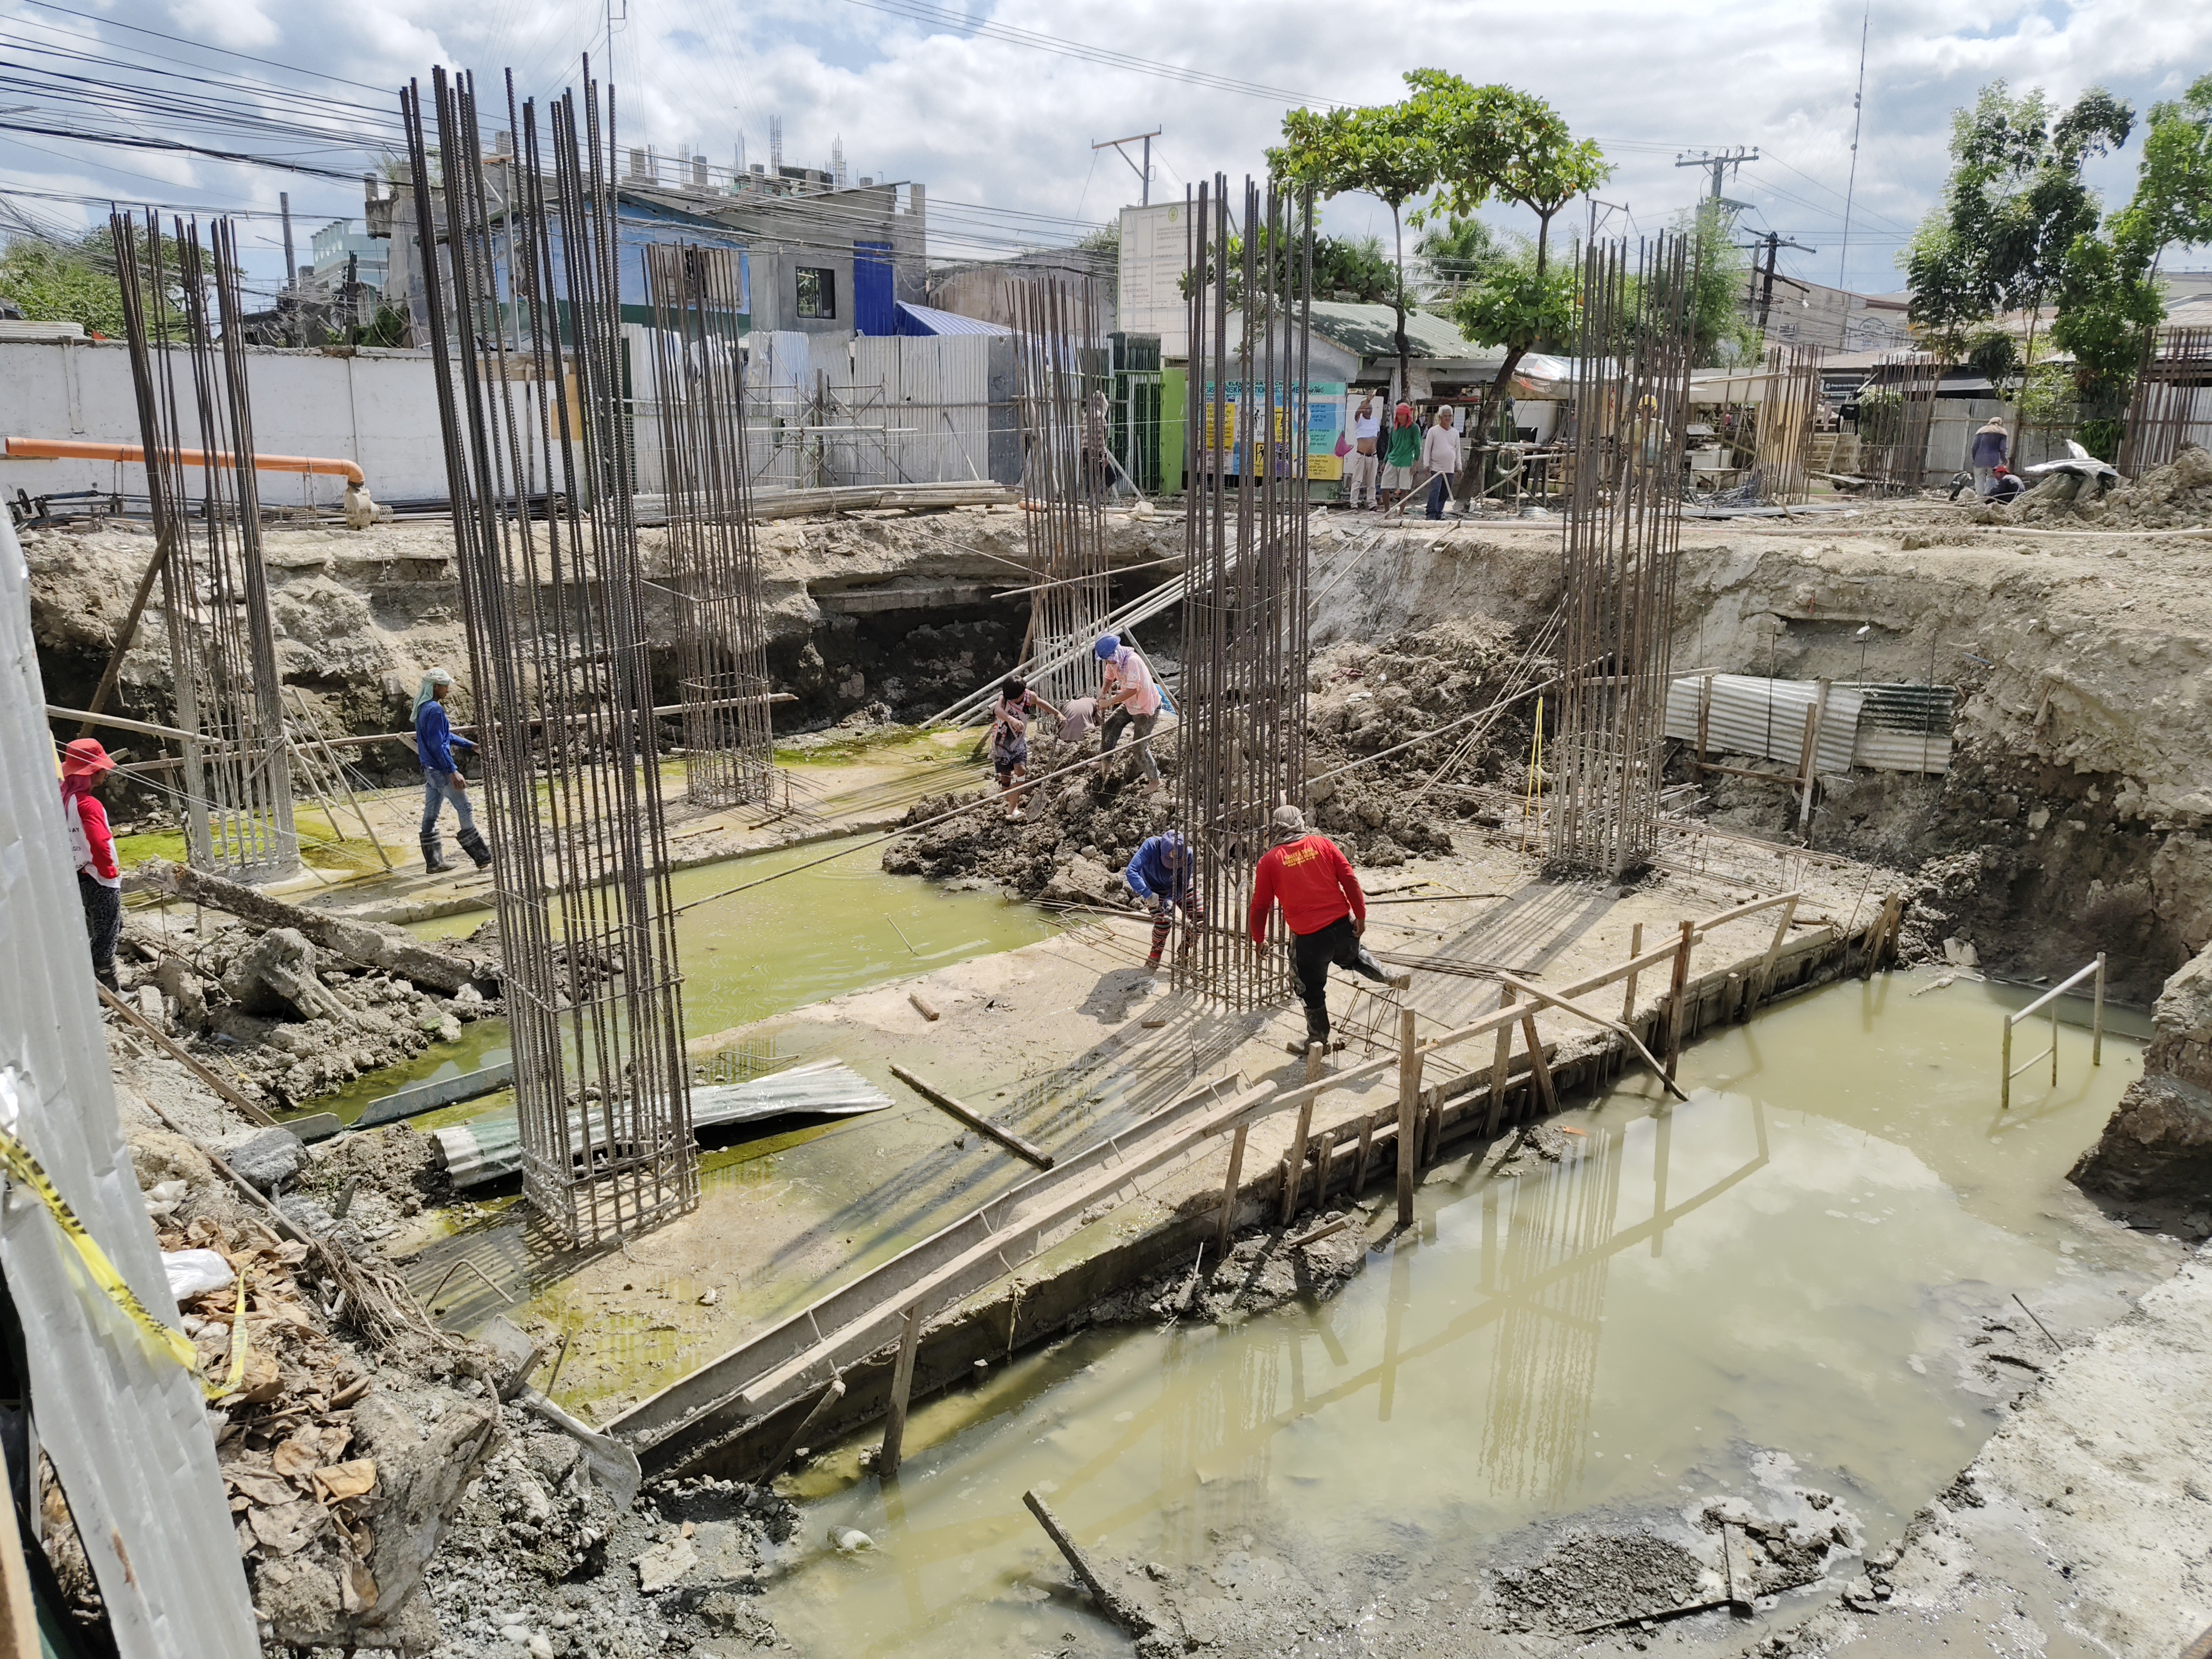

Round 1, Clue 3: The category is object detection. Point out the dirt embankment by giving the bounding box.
[21,505,1182,774]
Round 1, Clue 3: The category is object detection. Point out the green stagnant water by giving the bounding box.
[758,970,2164,1658]
[298,834,1057,1130]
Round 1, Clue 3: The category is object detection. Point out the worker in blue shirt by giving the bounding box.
[413,667,491,873]
[1123,830,1203,968]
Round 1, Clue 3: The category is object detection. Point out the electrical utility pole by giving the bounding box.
[1675,147,1759,204]
[1744,232,1817,330]
[1092,129,1162,207]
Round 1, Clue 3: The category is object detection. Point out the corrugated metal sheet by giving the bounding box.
[1665,674,1953,775]
[0,515,260,1655]
[893,301,1011,338]
[1852,684,1955,774]
[1665,675,1862,772]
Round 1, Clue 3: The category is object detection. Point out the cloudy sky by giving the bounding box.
[3,0,2207,301]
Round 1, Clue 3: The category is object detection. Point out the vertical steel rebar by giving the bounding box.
[404,64,693,1249]
[1172,177,1313,1009]
[1010,271,1112,704]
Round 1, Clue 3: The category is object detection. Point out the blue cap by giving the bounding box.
[1094,634,1121,661]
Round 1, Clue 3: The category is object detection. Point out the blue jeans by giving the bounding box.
[421,768,475,835]
[1425,474,1451,519]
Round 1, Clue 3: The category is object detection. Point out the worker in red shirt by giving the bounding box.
[1247,805,1405,1053]
[59,737,123,993]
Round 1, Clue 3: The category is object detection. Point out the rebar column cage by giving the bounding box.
[110,211,296,881]
[1546,233,1696,881]
[1009,272,1112,705]
[1860,352,1944,494]
[2117,326,2212,476]
[644,244,777,808]
[1752,343,1823,505]
[1172,177,1313,1010]
[403,64,694,1246]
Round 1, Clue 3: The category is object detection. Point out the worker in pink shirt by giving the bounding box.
[59,737,123,992]
[1095,633,1163,788]
[1247,804,1404,1053]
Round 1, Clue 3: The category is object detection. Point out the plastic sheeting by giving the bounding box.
[0,514,259,1654]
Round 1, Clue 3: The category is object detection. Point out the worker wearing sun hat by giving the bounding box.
[59,737,123,992]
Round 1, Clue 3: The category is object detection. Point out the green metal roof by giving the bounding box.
[1306,300,1485,361]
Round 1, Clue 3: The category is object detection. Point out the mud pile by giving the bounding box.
[1305,617,1540,865]
[1090,1212,1370,1327]
[1992,443,2212,530]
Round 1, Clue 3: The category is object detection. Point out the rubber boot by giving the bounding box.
[456,825,493,870]
[421,832,453,874]
[1287,1005,1329,1057]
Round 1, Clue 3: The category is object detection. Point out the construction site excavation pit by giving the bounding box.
[747,970,2171,1658]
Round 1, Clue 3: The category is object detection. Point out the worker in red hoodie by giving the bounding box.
[1247,805,1405,1054]
[59,737,123,993]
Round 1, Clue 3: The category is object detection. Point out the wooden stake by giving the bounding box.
[1621,921,1644,1022]
[1352,1113,1375,1193]
[1745,894,1798,1017]
[1519,1015,1557,1116]
[1022,1490,1154,1635]
[1796,678,1830,831]
[1280,1067,1317,1225]
[2093,951,2106,1066]
[1421,1083,1444,1165]
[878,1305,922,1478]
[890,1064,1052,1169]
[1216,1122,1249,1257]
[764,1375,846,1483]
[1663,920,1693,1081]
[1311,1128,1337,1208]
[0,1433,41,1658]
[1396,1006,1420,1227]
[1483,984,1517,1135]
[1695,672,1712,775]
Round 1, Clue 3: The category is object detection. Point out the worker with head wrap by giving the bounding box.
[58,737,123,992]
[1381,402,1421,512]
[413,667,490,874]
[1247,805,1405,1054]
[1095,633,1163,789]
[1123,830,1202,969]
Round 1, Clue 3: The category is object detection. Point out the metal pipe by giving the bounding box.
[4,435,366,487]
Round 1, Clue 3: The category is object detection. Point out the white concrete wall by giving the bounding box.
[0,339,451,507]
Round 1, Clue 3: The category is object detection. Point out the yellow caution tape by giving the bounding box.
[0,1124,199,1374]
[213,1271,250,1400]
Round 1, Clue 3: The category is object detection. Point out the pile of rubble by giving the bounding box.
[1991,443,2212,530]
[117,861,499,1108]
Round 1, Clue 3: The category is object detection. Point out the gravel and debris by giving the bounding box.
[1089,1213,1372,1328]
[1492,1528,1711,1633]
[1985,442,2212,531]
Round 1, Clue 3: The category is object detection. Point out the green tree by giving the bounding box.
[1271,99,1440,400]
[1903,81,2133,369]
[2054,73,2212,456]
[1403,72,1609,454]
[1413,214,1509,307]
[1675,200,1758,368]
[0,222,185,339]
[1176,228,1396,307]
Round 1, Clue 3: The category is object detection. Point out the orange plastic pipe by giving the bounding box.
[4,435,365,487]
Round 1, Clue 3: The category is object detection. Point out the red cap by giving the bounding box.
[60,738,114,779]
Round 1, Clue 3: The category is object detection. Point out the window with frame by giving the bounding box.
[794,266,837,319]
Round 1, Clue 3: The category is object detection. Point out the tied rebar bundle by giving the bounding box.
[2120,326,2212,475]
[1547,234,1697,882]
[1752,343,1824,507]
[1009,272,1112,705]
[402,63,693,1247]
[644,245,777,808]
[1172,177,1313,1010]
[1859,352,1945,495]
[110,211,296,880]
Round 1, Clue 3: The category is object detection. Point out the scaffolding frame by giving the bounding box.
[403,63,693,1247]
[1172,176,1313,1010]
[644,244,777,808]
[1546,233,1696,881]
[111,211,296,880]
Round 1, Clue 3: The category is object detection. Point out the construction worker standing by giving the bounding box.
[59,737,122,993]
[1247,805,1402,1054]
[414,668,491,874]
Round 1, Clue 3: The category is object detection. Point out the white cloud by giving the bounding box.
[4,0,2208,295]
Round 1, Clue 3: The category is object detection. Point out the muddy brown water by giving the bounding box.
[758,970,2169,1656]
[300,834,1060,1131]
